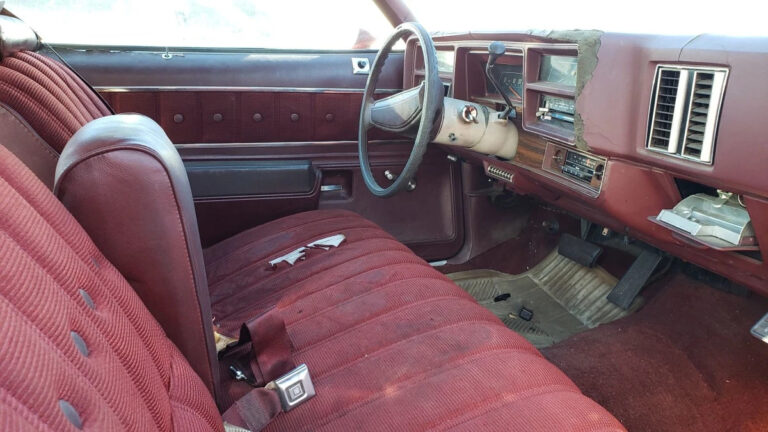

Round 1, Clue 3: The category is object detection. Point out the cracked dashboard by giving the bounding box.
[405,36,606,198]
[404,31,768,297]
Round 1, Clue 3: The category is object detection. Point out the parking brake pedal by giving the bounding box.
[558,234,603,267]
[607,249,663,309]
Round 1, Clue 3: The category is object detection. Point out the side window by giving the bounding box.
[8,1,396,50]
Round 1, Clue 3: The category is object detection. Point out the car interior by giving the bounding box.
[1,1,768,431]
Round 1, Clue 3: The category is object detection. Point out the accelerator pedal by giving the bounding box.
[607,249,663,309]
[558,233,603,268]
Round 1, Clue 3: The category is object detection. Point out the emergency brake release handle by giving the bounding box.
[485,41,515,120]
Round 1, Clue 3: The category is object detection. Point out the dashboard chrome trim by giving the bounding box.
[95,86,401,94]
[644,64,729,166]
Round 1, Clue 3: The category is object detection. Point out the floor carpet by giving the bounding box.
[542,272,768,432]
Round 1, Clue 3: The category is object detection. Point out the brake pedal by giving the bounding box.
[558,233,603,267]
[607,249,663,309]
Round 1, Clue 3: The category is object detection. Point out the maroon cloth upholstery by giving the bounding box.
[206,210,626,431]
[0,51,110,153]
[54,114,220,399]
[0,145,222,431]
[0,135,624,430]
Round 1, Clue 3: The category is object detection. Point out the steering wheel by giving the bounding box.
[358,22,444,197]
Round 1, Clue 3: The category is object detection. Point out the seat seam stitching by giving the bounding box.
[305,348,547,431]
[275,260,434,311]
[210,237,409,312]
[287,273,452,327]
[208,233,405,292]
[426,385,583,431]
[207,224,390,285]
[294,295,480,354]
[311,318,517,381]
[205,213,373,267]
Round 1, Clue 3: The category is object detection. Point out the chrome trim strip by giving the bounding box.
[95,86,401,94]
[175,139,410,149]
[645,64,729,166]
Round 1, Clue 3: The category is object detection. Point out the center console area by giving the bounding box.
[404,37,604,199]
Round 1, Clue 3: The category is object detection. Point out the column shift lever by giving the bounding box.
[485,41,515,120]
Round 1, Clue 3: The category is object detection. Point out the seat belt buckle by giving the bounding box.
[267,363,315,411]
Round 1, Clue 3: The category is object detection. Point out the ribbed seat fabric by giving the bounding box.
[0,140,625,429]
[206,211,626,431]
[0,51,110,153]
[0,146,221,430]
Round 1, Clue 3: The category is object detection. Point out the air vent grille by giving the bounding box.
[649,69,682,151]
[646,65,728,164]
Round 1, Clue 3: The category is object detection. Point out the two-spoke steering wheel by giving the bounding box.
[358,22,443,197]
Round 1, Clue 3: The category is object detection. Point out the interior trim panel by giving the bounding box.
[412,32,768,295]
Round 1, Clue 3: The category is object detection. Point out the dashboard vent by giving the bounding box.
[649,69,685,152]
[646,65,728,164]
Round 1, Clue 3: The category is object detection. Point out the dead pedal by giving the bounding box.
[607,249,663,309]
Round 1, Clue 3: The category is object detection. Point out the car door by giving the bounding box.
[14,0,464,260]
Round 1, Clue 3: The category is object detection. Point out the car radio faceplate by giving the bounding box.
[542,142,606,196]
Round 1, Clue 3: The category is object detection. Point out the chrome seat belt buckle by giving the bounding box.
[269,363,315,411]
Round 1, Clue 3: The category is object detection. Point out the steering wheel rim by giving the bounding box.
[358,22,443,198]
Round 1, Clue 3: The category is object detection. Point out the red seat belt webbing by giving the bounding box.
[222,387,282,431]
[240,307,295,384]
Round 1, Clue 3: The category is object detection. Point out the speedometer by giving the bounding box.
[500,69,524,100]
[485,64,523,102]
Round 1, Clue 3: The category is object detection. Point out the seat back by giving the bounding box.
[55,114,221,400]
[0,14,110,188]
[0,144,222,431]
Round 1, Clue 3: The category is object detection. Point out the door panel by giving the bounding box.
[58,47,464,260]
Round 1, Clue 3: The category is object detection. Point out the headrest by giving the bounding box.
[0,15,40,60]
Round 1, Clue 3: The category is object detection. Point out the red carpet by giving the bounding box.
[543,272,768,431]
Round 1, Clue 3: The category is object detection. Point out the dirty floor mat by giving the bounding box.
[447,251,642,347]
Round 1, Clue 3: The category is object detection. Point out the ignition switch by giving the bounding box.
[460,104,479,123]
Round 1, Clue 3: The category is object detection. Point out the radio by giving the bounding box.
[543,142,605,195]
[561,151,602,183]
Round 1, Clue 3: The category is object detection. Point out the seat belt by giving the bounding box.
[238,307,295,385]
[219,308,316,431]
[222,363,315,431]
[220,307,295,386]
[217,235,347,430]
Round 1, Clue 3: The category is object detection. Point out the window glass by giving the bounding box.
[409,0,768,36]
[8,0,396,49]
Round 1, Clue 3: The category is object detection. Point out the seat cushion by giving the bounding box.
[206,210,625,431]
[0,145,221,431]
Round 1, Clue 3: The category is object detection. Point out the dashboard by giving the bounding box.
[485,63,523,102]
[404,32,768,297]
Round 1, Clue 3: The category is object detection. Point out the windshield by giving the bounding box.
[7,0,395,49]
[408,0,768,36]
